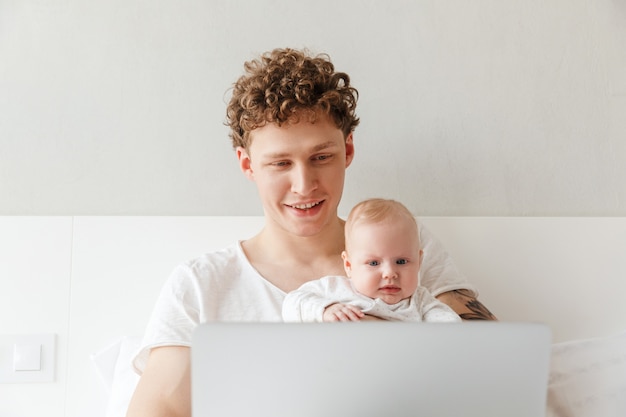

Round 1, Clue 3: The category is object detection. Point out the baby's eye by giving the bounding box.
[396,259,408,265]
[367,260,380,266]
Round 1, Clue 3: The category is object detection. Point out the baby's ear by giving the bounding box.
[341,251,352,277]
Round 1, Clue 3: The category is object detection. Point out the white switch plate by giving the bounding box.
[0,334,55,383]
[14,343,42,371]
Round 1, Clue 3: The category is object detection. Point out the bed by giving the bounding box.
[1,216,625,417]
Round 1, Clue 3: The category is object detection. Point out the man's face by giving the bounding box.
[343,218,422,305]
[237,115,354,237]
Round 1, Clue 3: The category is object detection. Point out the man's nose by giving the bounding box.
[291,165,318,195]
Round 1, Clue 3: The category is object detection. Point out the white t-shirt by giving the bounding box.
[132,224,476,373]
[282,275,462,322]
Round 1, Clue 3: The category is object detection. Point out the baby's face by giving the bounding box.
[342,217,421,305]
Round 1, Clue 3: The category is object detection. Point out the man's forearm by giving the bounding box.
[436,289,497,320]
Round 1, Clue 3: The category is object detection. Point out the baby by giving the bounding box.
[282,198,461,322]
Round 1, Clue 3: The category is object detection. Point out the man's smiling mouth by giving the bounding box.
[289,201,323,210]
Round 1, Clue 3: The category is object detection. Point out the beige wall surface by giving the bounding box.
[1,0,625,217]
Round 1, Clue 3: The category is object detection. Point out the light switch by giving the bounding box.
[14,343,42,371]
[0,334,55,383]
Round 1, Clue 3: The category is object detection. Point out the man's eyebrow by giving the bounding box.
[311,141,340,152]
[264,141,340,158]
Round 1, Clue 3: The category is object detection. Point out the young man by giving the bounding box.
[126,48,496,417]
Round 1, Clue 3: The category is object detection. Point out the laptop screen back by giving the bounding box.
[192,322,551,417]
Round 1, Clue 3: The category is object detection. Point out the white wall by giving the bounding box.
[1,0,625,216]
[0,218,72,417]
[1,216,626,417]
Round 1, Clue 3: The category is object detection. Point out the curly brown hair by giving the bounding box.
[225,48,360,149]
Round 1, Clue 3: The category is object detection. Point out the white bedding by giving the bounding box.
[92,337,141,417]
[93,330,626,417]
[546,331,626,417]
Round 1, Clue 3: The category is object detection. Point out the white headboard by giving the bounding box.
[1,216,625,416]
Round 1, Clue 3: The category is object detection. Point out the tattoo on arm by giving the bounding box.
[460,299,497,321]
[454,289,497,321]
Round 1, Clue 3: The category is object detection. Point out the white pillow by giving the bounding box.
[91,337,123,398]
[546,331,626,417]
[91,336,142,417]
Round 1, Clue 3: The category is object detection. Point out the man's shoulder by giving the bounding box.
[172,242,247,282]
[187,242,241,267]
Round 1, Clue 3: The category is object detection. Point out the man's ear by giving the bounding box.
[236,147,254,181]
[342,251,352,277]
[344,133,355,168]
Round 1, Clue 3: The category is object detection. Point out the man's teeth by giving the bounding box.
[292,202,321,209]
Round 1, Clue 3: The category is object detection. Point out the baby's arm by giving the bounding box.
[283,276,369,322]
[323,303,365,322]
[283,277,345,322]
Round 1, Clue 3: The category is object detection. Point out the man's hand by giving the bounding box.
[323,303,365,322]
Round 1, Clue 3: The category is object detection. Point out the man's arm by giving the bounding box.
[126,346,191,417]
[436,289,497,321]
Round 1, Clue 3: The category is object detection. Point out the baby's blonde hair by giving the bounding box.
[344,198,419,252]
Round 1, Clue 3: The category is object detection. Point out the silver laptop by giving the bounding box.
[192,322,551,417]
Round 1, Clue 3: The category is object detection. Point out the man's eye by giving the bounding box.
[314,154,332,161]
[272,161,290,167]
[396,259,408,265]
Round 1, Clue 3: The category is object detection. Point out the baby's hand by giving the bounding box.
[323,303,365,322]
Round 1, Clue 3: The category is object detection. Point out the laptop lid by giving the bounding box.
[192,322,551,417]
